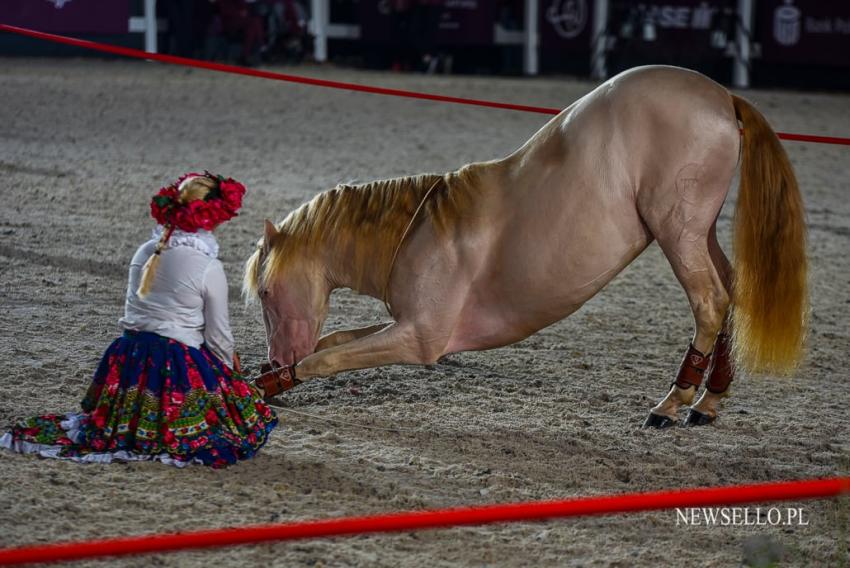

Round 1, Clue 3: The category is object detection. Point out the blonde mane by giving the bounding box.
[244,165,487,300]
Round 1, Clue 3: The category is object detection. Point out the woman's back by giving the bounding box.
[120,228,233,365]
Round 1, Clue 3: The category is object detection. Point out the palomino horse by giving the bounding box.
[245,65,807,427]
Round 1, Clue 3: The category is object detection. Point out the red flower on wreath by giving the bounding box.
[150,171,245,233]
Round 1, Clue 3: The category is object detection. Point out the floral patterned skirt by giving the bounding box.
[0,330,278,468]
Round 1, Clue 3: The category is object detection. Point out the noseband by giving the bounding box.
[255,362,301,398]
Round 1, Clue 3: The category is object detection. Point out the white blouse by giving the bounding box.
[119,227,235,368]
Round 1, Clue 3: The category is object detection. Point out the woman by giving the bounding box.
[0,172,277,468]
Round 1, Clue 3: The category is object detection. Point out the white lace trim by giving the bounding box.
[152,225,219,259]
[0,415,200,468]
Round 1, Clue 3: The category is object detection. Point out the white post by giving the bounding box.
[144,0,157,54]
[591,0,608,79]
[311,0,328,62]
[524,0,539,75]
[734,0,752,88]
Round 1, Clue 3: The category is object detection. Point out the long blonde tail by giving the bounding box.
[731,94,808,375]
[137,226,174,298]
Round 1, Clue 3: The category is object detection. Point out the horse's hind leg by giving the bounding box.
[682,228,735,426]
[643,221,732,428]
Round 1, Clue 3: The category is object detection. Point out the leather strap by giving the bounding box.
[705,332,734,394]
[257,363,301,397]
[674,343,710,390]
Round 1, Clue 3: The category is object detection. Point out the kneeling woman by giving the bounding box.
[1,172,277,468]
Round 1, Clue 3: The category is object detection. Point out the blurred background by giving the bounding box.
[1,0,848,90]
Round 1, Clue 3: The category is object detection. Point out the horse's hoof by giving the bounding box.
[681,408,716,427]
[642,412,676,429]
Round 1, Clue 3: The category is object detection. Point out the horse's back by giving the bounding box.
[606,65,732,107]
[577,65,738,159]
[511,66,739,201]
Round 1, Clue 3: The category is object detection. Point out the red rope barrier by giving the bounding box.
[2,23,850,146]
[0,24,559,115]
[0,477,847,566]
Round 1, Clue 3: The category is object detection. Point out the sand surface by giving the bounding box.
[1,58,849,567]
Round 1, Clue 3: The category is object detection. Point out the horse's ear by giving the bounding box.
[263,220,279,251]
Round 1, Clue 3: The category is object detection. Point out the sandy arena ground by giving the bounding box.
[1,58,849,567]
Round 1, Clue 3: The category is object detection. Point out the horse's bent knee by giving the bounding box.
[408,343,444,366]
[403,328,448,365]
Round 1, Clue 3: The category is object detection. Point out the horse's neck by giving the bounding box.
[324,239,390,300]
[319,174,443,299]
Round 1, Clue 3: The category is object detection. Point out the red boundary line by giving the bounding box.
[2,24,850,147]
[0,24,559,115]
[0,477,847,566]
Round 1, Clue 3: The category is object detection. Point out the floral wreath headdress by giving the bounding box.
[137,172,246,298]
[150,171,246,235]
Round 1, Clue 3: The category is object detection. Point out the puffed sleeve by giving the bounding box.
[202,259,235,368]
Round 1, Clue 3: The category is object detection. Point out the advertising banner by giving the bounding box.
[540,0,594,57]
[611,0,732,58]
[758,0,850,67]
[359,0,495,47]
[593,0,734,77]
[359,0,394,44]
[540,0,595,71]
[0,0,129,34]
[433,1,495,46]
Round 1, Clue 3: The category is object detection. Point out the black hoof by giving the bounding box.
[643,412,676,429]
[682,408,716,427]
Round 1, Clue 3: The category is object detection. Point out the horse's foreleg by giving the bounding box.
[315,323,391,352]
[295,323,445,380]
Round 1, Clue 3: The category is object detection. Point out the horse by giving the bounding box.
[244,65,807,428]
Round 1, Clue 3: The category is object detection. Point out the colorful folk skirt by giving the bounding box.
[0,331,278,468]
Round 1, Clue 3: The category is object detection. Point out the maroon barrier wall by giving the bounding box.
[0,0,129,34]
[757,0,850,67]
[359,0,496,47]
[611,0,733,58]
[539,0,595,72]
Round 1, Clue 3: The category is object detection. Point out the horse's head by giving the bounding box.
[245,220,329,368]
